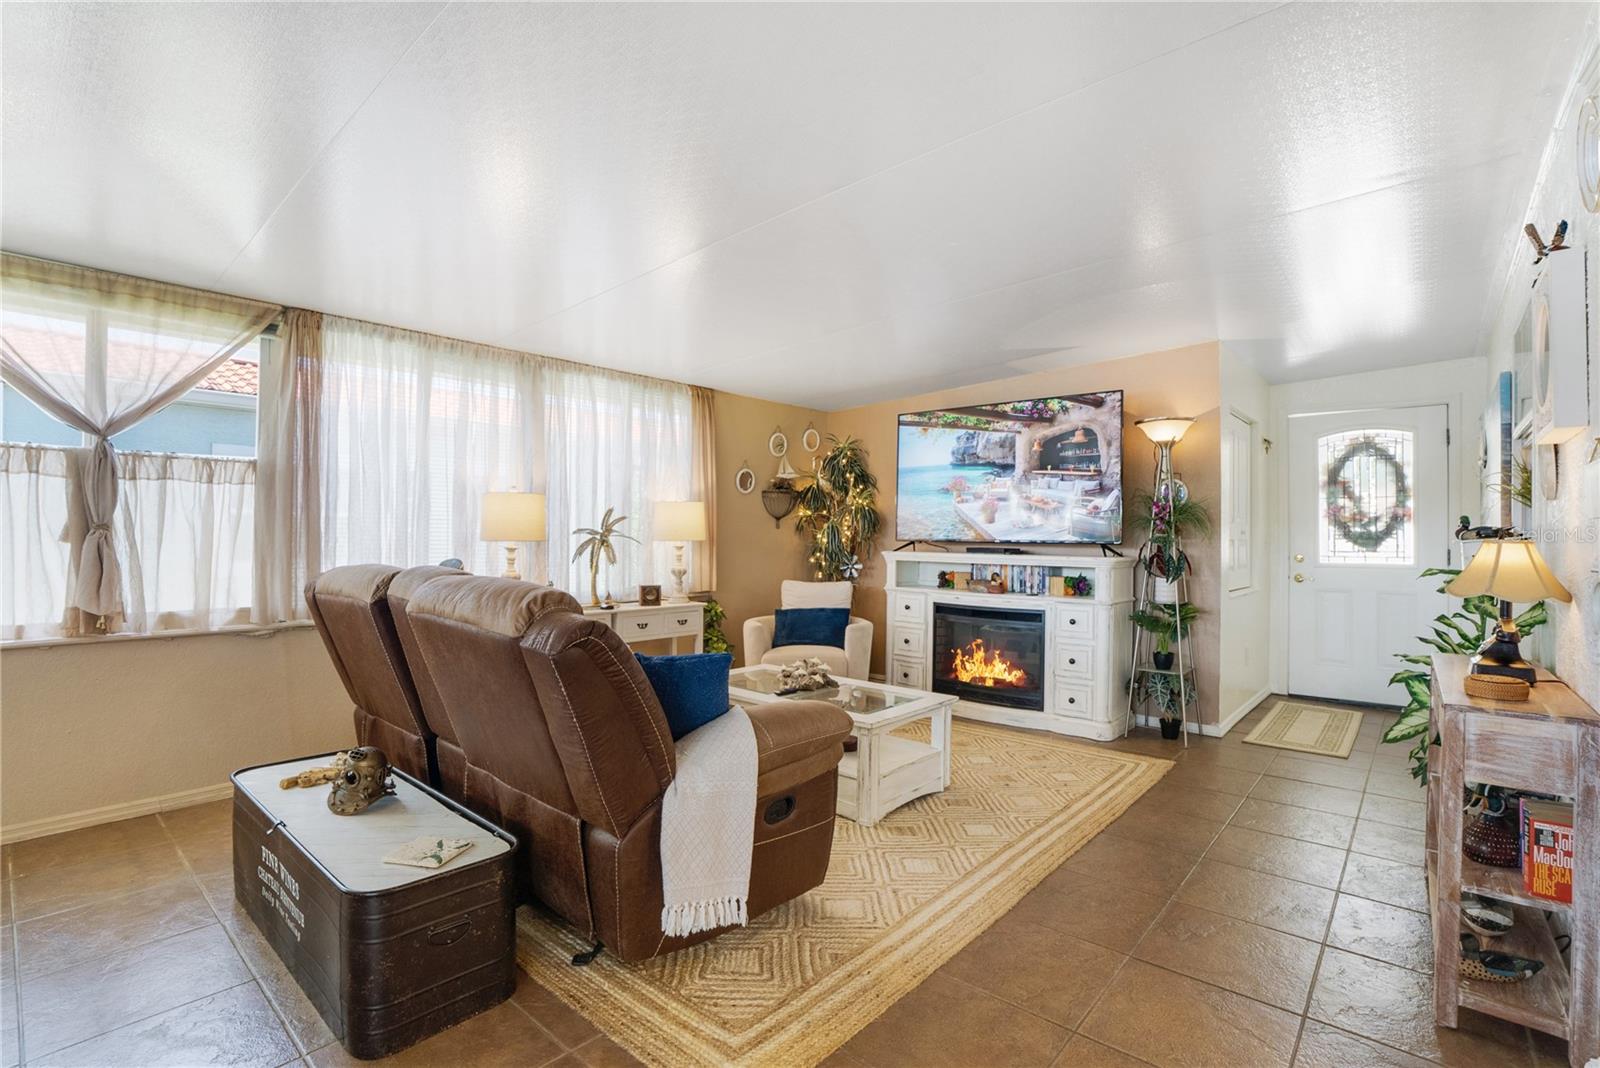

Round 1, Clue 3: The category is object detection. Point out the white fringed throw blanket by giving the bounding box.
[660,707,758,938]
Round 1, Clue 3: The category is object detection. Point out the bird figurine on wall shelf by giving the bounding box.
[1524,220,1569,265]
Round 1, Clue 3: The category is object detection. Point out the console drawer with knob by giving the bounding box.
[1052,682,1093,720]
[890,623,925,658]
[893,593,927,624]
[1054,641,1093,681]
[1051,605,1093,637]
[891,656,926,690]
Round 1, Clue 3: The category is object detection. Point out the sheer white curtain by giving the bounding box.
[0,444,254,637]
[0,444,73,639]
[0,253,277,632]
[118,452,254,631]
[544,361,697,598]
[317,317,542,576]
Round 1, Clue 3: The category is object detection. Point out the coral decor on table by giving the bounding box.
[775,657,836,694]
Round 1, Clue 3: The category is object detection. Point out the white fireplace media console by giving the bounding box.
[882,550,1135,741]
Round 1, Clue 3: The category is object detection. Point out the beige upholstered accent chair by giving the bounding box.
[743,580,872,679]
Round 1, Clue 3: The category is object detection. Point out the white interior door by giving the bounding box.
[1286,406,1451,705]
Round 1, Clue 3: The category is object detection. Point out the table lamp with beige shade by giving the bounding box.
[655,500,707,603]
[1446,536,1571,699]
[480,492,546,581]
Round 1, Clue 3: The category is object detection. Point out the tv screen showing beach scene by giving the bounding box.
[895,390,1123,544]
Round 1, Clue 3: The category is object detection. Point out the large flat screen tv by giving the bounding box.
[895,390,1123,545]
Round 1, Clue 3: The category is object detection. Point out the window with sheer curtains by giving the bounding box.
[0,255,276,639]
[313,317,706,596]
[1,259,710,641]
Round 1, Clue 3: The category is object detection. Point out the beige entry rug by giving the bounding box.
[1242,699,1364,758]
[516,720,1170,1067]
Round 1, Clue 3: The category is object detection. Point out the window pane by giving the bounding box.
[109,340,259,456]
[2,383,81,446]
[1318,429,1414,565]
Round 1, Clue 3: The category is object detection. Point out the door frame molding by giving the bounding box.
[1265,357,1487,704]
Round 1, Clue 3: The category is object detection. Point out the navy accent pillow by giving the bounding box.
[635,652,733,741]
[772,607,850,650]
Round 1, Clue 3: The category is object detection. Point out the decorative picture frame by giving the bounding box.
[768,429,788,457]
[801,424,821,453]
[735,464,757,495]
[638,584,662,606]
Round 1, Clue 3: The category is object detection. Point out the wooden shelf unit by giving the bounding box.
[1427,655,1598,1067]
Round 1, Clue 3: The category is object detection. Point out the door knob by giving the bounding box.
[1293,553,1305,563]
[1293,573,1305,583]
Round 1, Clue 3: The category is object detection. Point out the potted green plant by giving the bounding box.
[1129,602,1197,671]
[1141,670,1196,739]
[572,507,635,607]
[1131,490,1212,601]
[1382,564,1549,780]
[794,435,882,581]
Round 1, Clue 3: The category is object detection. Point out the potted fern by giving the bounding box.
[572,508,635,607]
[1129,602,1197,671]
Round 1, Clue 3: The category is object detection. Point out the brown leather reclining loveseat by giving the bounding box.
[307,565,852,963]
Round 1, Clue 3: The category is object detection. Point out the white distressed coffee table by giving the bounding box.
[729,666,955,827]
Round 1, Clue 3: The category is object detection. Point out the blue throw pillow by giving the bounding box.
[635,652,733,741]
[772,607,850,650]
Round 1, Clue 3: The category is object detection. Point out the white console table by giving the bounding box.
[882,550,1134,741]
[583,601,704,653]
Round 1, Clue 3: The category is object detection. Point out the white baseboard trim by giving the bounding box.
[1133,704,1251,738]
[1,782,231,844]
[1217,686,1273,737]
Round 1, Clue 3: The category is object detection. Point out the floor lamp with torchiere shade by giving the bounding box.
[655,500,707,603]
[1125,415,1196,743]
[480,492,546,581]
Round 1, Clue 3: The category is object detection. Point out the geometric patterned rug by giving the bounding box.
[516,720,1170,1067]
[1241,698,1364,758]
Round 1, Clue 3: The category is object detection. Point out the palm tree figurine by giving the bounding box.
[572,507,635,607]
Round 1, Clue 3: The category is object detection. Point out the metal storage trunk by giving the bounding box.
[231,755,517,1060]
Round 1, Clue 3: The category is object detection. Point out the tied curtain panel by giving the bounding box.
[0,253,278,635]
[0,444,255,638]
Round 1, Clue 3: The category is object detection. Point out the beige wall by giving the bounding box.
[822,342,1225,726]
[710,390,830,662]
[1,626,351,837]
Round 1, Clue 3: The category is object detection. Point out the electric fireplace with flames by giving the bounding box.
[932,603,1046,711]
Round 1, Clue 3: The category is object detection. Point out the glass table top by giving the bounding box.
[728,667,922,715]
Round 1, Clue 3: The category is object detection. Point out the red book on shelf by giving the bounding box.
[1521,798,1575,904]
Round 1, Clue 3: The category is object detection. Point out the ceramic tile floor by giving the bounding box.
[0,698,1571,1068]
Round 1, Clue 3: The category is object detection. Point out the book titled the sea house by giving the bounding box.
[1521,798,1575,905]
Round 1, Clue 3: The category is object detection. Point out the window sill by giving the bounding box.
[2,619,315,650]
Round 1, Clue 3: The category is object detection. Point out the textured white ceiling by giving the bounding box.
[1,3,1588,408]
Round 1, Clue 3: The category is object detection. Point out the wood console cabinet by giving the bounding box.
[1427,654,1598,1067]
[882,551,1134,741]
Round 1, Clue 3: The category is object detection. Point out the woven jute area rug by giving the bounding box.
[516,720,1170,1067]
[1242,699,1364,758]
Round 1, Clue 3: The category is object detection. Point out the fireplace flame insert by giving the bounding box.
[932,602,1046,711]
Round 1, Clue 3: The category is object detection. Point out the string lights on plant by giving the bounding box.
[795,435,881,582]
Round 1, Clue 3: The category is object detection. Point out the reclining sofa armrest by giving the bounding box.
[745,699,853,796]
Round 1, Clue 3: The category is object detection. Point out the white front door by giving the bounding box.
[1286,406,1451,705]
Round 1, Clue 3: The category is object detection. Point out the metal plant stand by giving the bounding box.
[1123,423,1197,746]
[1123,551,1195,746]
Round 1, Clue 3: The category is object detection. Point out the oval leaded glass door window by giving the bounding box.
[1318,429,1414,565]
